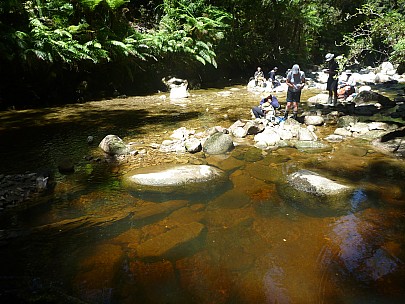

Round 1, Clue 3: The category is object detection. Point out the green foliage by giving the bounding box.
[392,39,405,62]
[1,0,229,69]
[148,0,230,67]
[210,0,354,70]
[342,1,405,65]
[334,54,349,73]
[1,0,404,104]
[80,0,130,10]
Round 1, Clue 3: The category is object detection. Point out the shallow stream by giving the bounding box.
[0,86,405,303]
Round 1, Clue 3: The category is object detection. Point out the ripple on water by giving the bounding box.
[1,86,405,303]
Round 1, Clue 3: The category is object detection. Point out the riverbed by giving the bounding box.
[0,85,405,303]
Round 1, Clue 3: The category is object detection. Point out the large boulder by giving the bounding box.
[203,132,234,154]
[307,93,330,105]
[253,129,281,147]
[304,115,324,126]
[353,105,380,116]
[349,122,370,135]
[277,170,355,215]
[297,127,317,141]
[371,127,405,158]
[184,138,202,153]
[391,104,405,119]
[229,120,248,138]
[99,135,129,155]
[123,164,229,197]
[337,116,358,128]
[163,77,190,99]
[379,61,396,75]
[353,90,394,108]
[244,120,266,135]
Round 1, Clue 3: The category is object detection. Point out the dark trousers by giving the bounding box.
[327,77,338,96]
[252,106,264,118]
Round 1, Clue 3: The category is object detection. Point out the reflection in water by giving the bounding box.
[264,266,290,304]
[350,189,367,212]
[332,213,371,279]
[1,87,405,302]
[330,211,401,283]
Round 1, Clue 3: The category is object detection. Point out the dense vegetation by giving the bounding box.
[0,0,404,107]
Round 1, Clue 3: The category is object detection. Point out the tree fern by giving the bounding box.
[79,0,129,10]
[152,0,230,66]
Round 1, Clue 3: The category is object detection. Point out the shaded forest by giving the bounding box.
[0,0,404,108]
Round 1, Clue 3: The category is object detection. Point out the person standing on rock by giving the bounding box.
[268,67,280,89]
[284,64,305,120]
[324,53,339,105]
[254,67,265,87]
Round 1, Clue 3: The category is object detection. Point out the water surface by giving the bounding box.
[0,86,404,303]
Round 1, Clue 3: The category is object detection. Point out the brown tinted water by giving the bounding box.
[0,86,405,303]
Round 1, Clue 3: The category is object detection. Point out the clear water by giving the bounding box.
[0,86,405,303]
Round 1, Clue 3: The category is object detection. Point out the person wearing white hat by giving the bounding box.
[324,53,339,105]
[284,64,305,120]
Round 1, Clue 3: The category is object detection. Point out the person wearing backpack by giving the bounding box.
[284,64,305,120]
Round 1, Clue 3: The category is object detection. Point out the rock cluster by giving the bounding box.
[0,172,50,213]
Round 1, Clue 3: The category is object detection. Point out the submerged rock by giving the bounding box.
[74,243,123,302]
[277,169,355,215]
[287,170,351,195]
[294,141,332,153]
[123,164,228,196]
[131,200,188,222]
[136,222,205,259]
[58,158,75,174]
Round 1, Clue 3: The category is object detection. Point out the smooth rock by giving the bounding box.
[123,164,228,196]
[99,135,129,155]
[294,141,332,153]
[277,169,355,215]
[203,132,234,154]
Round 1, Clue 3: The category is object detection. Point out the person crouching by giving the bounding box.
[252,94,280,119]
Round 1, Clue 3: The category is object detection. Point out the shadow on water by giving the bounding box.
[317,207,405,303]
[127,179,234,204]
[279,186,381,218]
[1,88,405,303]
[0,107,201,174]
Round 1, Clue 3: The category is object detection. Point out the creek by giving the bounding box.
[0,85,405,303]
